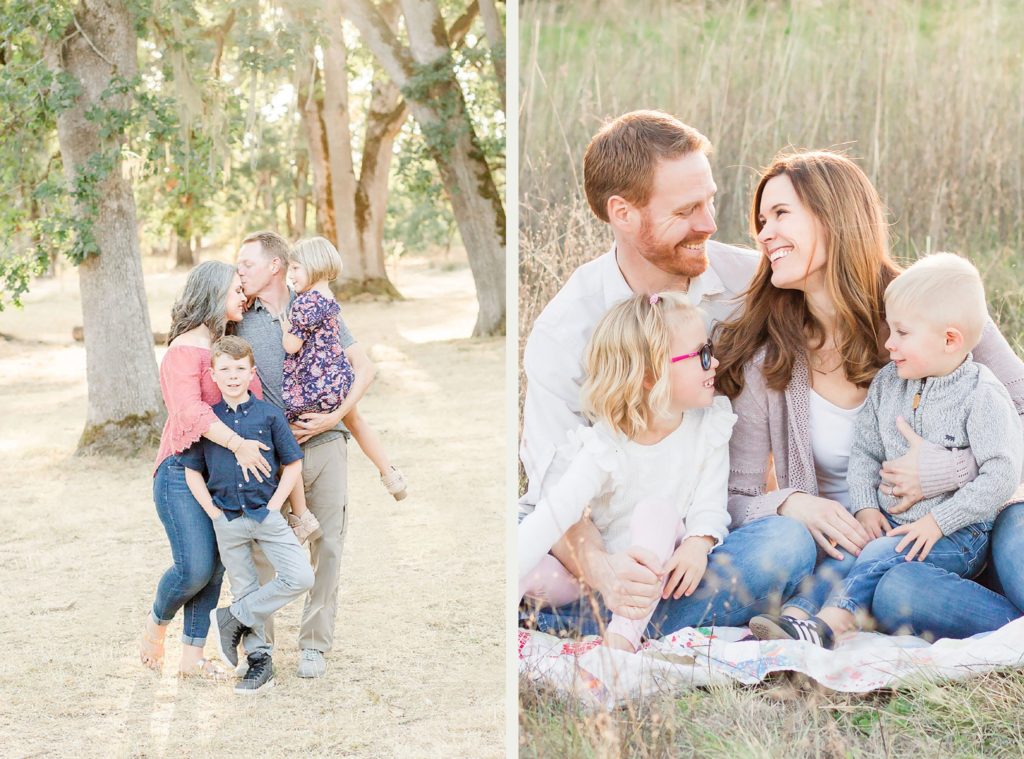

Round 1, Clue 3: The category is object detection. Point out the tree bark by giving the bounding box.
[297,53,336,245]
[321,0,360,273]
[45,0,164,454]
[173,232,194,268]
[339,0,506,336]
[478,0,505,105]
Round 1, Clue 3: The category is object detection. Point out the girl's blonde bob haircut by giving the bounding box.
[290,236,343,283]
[581,292,702,440]
[884,252,988,349]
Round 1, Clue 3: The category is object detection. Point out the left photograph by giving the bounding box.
[0,2,505,756]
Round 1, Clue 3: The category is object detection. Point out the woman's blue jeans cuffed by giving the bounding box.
[872,501,1024,638]
[150,454,224,647]
[525,515,816,639]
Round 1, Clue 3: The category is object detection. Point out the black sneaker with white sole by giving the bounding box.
[235,652,275,694]
[748,614,836,649]
[210,607,250,668]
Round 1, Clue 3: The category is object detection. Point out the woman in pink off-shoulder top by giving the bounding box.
[139,261,270,679]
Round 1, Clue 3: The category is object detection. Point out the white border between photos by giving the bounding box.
[505,0,520,753]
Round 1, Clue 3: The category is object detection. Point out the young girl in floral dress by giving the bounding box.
[281,237,406,521]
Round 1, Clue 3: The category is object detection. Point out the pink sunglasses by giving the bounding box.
[671,340,714,371]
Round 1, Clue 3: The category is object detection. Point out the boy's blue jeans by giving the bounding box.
[873,501,1024,637]
[822,511,990,618]
[523,516,816,638]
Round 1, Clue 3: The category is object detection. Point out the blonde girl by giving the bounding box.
[281,237,406,525]
[518,292,736,652]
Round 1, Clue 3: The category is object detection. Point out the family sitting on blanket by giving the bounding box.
[518,110,1024,650]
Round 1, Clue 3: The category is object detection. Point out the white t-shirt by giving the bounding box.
[808,388,864,511]
[518,397,737,582]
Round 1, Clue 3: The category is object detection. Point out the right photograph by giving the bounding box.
[516,0,1024,754]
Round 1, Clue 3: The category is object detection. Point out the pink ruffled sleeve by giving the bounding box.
[160,350,219,453]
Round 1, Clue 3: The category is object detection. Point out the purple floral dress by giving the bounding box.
[282,290,355,422]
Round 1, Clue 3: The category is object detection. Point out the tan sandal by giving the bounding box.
[178,657,229,682]
[288,509,322,544]
[140,626,165,671]
[381,465,407,501]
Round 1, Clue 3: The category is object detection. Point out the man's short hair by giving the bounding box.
[211,335,255,367]
[242,230,291,263]
[583,110,712,222]
[884,252,988,348]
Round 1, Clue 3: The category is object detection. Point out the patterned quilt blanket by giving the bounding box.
[518,618,1024,709]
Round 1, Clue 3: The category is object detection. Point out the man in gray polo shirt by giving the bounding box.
[235,230,377,678]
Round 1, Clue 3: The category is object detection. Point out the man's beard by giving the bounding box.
[637,214,710,279]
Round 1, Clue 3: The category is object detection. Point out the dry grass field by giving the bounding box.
[0,253,505,758]
[518,0,1024,755]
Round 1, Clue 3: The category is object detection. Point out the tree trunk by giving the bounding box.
[340,0,506,336]
[294,148,308,238]
[174,232,194,268]
[297,54,336,245]
[321,0,361,276]
[45,0,164,454]
[478,0,505,105]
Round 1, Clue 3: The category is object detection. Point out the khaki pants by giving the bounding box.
[255,436,348,652]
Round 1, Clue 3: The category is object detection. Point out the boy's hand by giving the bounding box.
[204,507,224,522]
[889,513,942,561]
[855,508,891,539]
[663,536,713,600]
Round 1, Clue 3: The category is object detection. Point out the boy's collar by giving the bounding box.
[222,392,254,412]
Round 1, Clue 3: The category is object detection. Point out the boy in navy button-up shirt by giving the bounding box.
[182,336,315,693]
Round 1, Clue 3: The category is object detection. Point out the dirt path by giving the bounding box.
[0,256,505,757]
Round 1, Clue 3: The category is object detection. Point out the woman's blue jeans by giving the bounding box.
[149,454,224,646]
[524,515,817,639]
[872,501,1024,638]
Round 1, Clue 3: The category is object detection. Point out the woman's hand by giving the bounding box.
[855,508,891,539]
[779,493,870,559]
[880,417,924,514]
[234,438,272,482]
[663,536,713,600]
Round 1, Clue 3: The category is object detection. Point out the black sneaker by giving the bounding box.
[234,652,275,695]
[749,614,836,649]
[210,607,250,668]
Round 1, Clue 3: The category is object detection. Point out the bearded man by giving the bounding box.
[519,110,816,640]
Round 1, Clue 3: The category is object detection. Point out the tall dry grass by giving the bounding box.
[519,0,1024,753]
[520,0,1024,353]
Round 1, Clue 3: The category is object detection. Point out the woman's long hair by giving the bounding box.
[581,292,700,440]
[714,150,901,398]
[167,261,237,344]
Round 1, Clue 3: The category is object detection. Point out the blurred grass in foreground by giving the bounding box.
[519,1,1024,754]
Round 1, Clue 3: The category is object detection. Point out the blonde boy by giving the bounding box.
[752,253,1023,648]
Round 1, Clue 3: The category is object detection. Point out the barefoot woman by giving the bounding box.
[140,261,271,677]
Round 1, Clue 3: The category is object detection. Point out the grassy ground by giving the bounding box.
[0,253,505,758]
[519,0,1024,754]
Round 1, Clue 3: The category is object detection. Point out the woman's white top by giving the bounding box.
[808,388,865,511]
[518,396,737,583]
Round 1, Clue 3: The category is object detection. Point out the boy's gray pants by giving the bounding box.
[213,510,315,657]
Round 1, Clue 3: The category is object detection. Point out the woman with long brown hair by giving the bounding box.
[714,150,1024,638]
[139,261,271,677]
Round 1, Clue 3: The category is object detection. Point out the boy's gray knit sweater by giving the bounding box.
[847,356,1024,535]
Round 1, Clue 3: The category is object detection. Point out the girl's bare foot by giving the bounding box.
[178,643,210,675]
[140,617,166,671]
[603,632,638,653]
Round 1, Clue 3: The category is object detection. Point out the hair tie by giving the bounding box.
[649,293,660,306]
